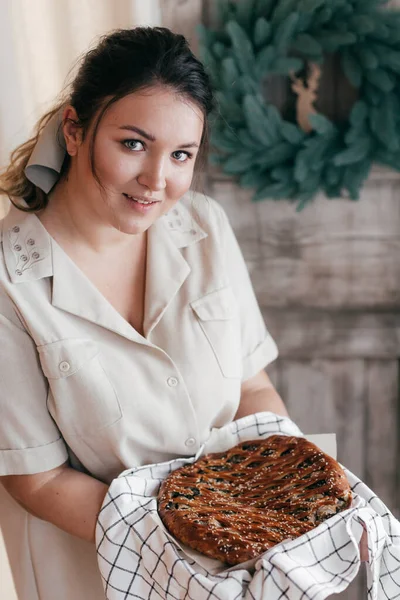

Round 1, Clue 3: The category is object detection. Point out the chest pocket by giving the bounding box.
[191,287,242,379]
[38,338,122,437]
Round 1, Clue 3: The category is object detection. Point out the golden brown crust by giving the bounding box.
[158,435,352,566]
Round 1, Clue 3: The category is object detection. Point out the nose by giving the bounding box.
[137,155,167,192]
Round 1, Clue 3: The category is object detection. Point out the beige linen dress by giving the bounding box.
[0,192,278,599]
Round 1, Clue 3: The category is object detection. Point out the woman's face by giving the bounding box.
[63,86,204,237]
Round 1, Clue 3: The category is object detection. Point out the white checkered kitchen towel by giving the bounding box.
[96,413,400,600]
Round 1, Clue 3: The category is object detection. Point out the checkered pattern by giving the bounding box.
[96,413,400,600]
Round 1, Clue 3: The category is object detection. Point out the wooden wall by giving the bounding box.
[162,2,400,598]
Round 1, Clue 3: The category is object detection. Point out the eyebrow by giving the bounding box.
[119,125,199,148]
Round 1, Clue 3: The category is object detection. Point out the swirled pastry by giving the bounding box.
[158,435,352,566]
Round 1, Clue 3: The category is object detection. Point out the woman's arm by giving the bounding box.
[235,369,289,420]
[1,463,108,543]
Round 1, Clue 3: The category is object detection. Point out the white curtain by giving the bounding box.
[0,0,161,215]
[0,4,161,597]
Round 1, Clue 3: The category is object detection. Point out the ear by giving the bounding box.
[62,105,83,156]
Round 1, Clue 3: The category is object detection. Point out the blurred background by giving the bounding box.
[1,1,399,599]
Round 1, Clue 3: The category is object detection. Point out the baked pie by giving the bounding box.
[158,435,352,565]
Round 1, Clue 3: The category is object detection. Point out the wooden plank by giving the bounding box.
[264,358,369,600]
[365,360,400,518]
[261,308,400,359]
[206,177,261,271]
[160,0,203,53]
[253,181,400,310]
[370,166,400,181]
[207,180,400,310]
[276,358,367,600]
[266,360,398,594]
[277,359,366,479]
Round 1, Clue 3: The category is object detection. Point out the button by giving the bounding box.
[27,239,35,246]
[12,226,20,233]
[185,437,196,447]
[15,270,22,276]
[167,376,178,387]
[14,244,22,251]
[32,252,40,259]
[21,255,28,262]
[59,361,71,373]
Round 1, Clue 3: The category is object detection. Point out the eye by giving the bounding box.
[172,150,192,163]
[122,139,144,151]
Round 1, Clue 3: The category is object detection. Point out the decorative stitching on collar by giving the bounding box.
[162,203,207,247]
[8,226,46,276]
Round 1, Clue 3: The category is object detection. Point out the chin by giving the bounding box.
[116,220,151,237]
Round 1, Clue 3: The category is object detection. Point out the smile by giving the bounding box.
[123,193,158,205]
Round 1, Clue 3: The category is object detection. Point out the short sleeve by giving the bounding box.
[217,204,278,381]
[0,310,68,475]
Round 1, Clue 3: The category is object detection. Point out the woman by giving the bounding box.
[0,27,287,599]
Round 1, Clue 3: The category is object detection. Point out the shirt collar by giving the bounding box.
[1,196,208,284]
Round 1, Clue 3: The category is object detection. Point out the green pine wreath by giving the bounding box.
[198,0,400,210]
